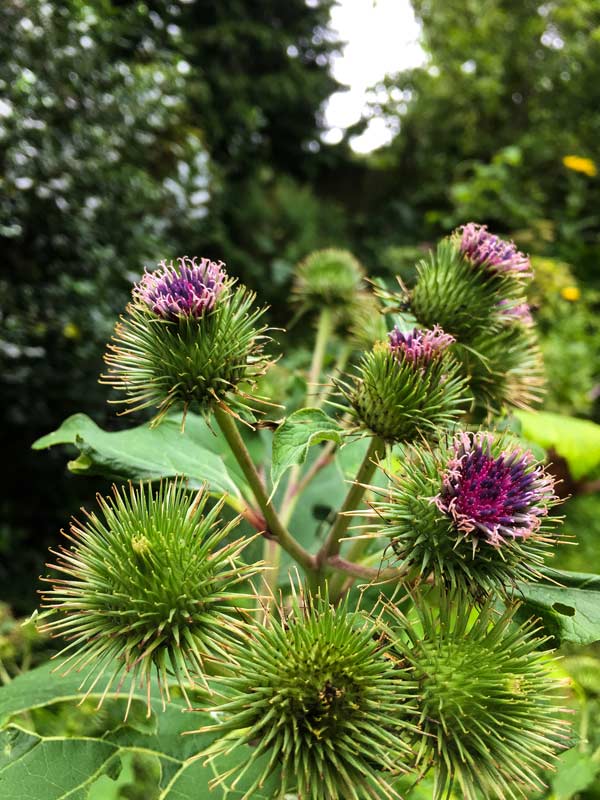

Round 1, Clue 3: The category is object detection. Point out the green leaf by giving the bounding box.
[0,663,279,800]
[32,413,249,500]
[514,569,600,645]
[0,658,106,727]
[552,747,600,800]
[270,407,342,489]
[515,410,600,480]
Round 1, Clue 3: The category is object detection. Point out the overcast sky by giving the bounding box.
[323,0,425,153]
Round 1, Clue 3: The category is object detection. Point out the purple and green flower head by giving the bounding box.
[434,431,556,547]
[459,223,532,277]
[134,256,227,320]
[337,324,467,442]
[388,324,455,365]
[365,430,560,593]
[103,255,271,424]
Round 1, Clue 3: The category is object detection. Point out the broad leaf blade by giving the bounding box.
[270,407,342,490]
[515,410,600,480]
[33,413,248,499]
[0,663,280,800]
[514,569,600,645]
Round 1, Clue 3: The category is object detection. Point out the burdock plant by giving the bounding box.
[386,597,569,800]
[337,324,468,444]
[398,223,544,419]
[23,232,587,800]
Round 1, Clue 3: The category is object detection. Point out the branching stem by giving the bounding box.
[317,435,385,566]
[214,406,316,574]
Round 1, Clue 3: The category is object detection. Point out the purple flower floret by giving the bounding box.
[434,432,555,546]
[389,325,455,365]
[135,256,227,320]
[459,223,532,276]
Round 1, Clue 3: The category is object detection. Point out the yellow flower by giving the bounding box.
[562,155,597,177]
[62,321,81,339]
[561,286,581,302]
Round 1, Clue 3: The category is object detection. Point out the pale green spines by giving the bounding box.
[40,481,261,713]
[337,339,468,443]
[200,594,416,800]
[458,323,545,420]
[411,238,524,340]
[366,435,559,594]
[102,276,271,426]
[386,599,568,800]
[293,248,365,311]
[348,291,389,349]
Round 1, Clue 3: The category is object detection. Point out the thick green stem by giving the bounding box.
[214,406,316,574]
[279,307,336,524]
[317,436,385,567]
[307,307,333,406]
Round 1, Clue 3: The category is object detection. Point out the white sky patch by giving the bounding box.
[323,0,425,153]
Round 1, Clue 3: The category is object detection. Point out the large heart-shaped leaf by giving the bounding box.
[514,569,600,645]
[0,661,279,800]
[515,410,600,480]
[32,413,250,501]
[270,407,343,490]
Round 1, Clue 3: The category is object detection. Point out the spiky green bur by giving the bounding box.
[40,482,261,715]
[102,259,271,425]
[386,599,568,800]
[199,594,416,800]
[293,248,365,311]
[348,291,389,349]
[458,323,545,421]
[410,239,526,340]
[366,432,560,594]
[337,335,468,443]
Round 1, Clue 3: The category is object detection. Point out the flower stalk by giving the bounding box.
[318,435,385,567]
[213,405,316,574]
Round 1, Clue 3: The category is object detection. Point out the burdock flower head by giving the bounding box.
[293,248,365,311]
[387,597,568,800]
[337,324,467,443]
[135,256,226,319]
[366,431,560,593]
[39,481,261,715]
[388,325,455,364]
[459,222,532,277]
[410,226,532,341]
[103,256,271,425]
[199,593,416,800]
[434,431,555,546]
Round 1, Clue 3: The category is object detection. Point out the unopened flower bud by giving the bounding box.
[387,597,568,800]
[293,248,365,311]
[199,594,415,800]
[40,481,261,714]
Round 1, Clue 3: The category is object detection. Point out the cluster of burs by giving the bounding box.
[41,226,569,800]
